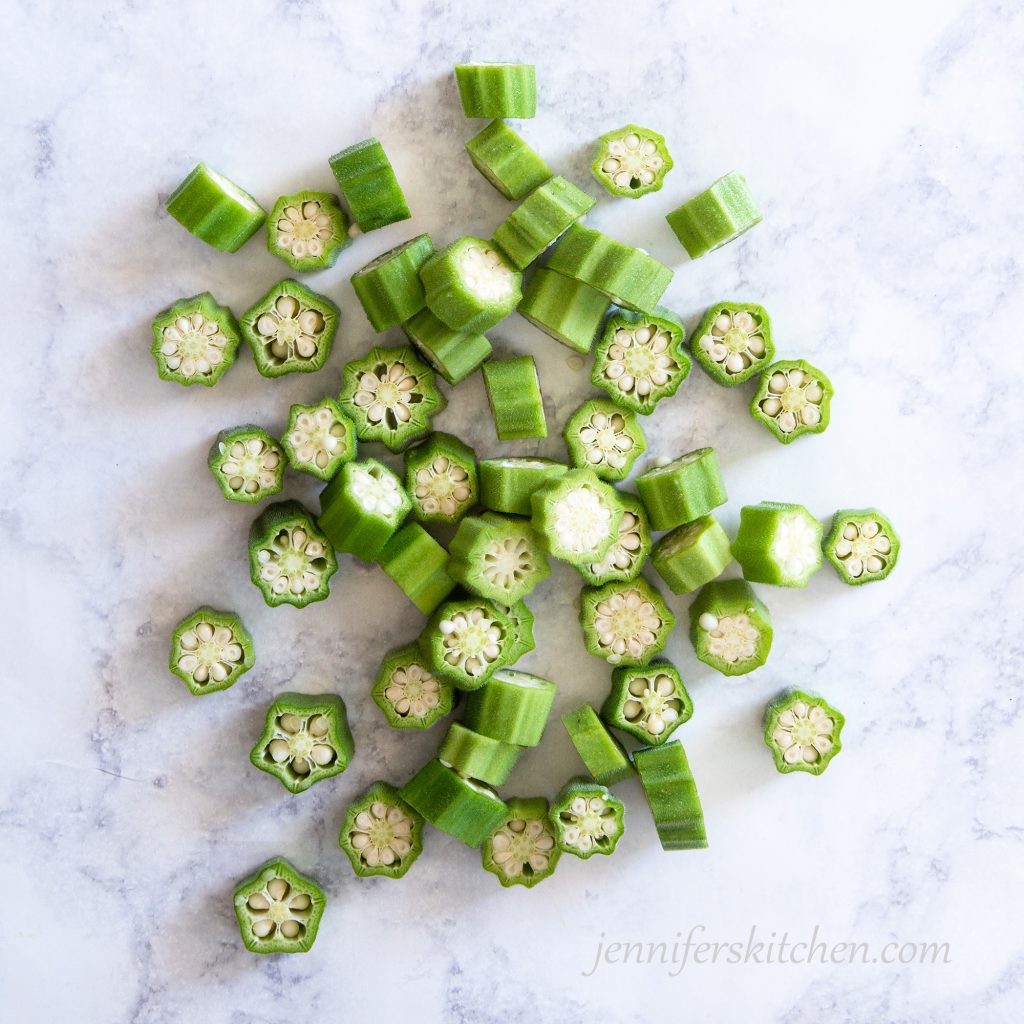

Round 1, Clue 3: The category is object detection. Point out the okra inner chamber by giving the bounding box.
[255,522,331,599]
[243,875,315,943]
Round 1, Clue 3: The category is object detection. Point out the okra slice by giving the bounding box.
[463,668,557,747]
[651,515,732,595]
[281,398,357,482]
[318,459,411,562]
[465,119,551,200]
[438,722,523,786]
[207,425,285,504]
[400,759,509,847]
[378,523,457,615]
[591,124,673,199]
[636,448,728,531]
[578,492,651,587]
[764,690,845,776]
[481,356,547,440]
[479,458,567,516]
[518,267,610,354]
[823,508,900,585]
[561,705,634,786]
[250,692,354,794]
[402,308,493,386]
[751,359,834,443]
[531,469,623,566]
[165,162,265,253]
[249,500,338,608]
[579,578,675,667]
[240,279,339,378]
[328,137,411,232]
[339,782,425,879]
[351,234,434,332]
[448,513,550,605]
[372,643,454,730]
[732,501,823,587]
[421,237,522,333]
[233,858,325,954]
[633,741,708,851]
[602,661,692,746]
[151,292,241,387]
[496,599,536,663]
[689,578,772,676]
[454,63,536,119]
[493,176,596,269]
[691,302,774,385]
[266,190,349,271]
[665,171,762,259]
[405,432,478,525]
[550,781,625,858]
[547,222,673,313]
[564,399,646,482]
[419,598,515,690]
[591,307,691,415]
[168,606,254,696]
[482,797,559,888]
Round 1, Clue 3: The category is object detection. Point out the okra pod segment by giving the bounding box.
[591,124,673,198]
[405,432,479,525]
[636,448,728,531]
[564,399,646,482]
[482,797,559,888]
[233,857,325,954]
[448,513,550,605]
[266,190,350,271]
[438,722,524,787]
[550,780,625,858]
[372,643,455,730]
[751,359,834,443]
[579,578,675,667]
[402,308,492,386]
[602,660,693,746]
[578,492,651,587]
[633,741,708,851]
[496,599,536,664]
[481,356,547,440]
[378,523,457,615]
[689,578,772,676]
[207,425,285,504]
[419,598,515,690]
[732,501,823,587]
[665,171,762,259]
[691,302,774,385]
[463,668,557,747]
[531,468,623,566]
[823,508,900,585]
[165,162,265,253]
[465,119,551,200]
[651,515,732,595]
[328,137,411,232]
[478,457,567,516]
[169,606,254,696]
[339,781,425,879]
[151,292,241,387]
[764,690,845,776]
[351,234,434,332]
[518,267,610,354]
[454,63,537,119]
[281,398,357,481]
[561,705,635,787]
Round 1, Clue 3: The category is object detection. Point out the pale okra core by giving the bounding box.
[349,800,416,869]
[489,815,556,881]
[558,793,620,854]
[552,485,614,556]
[440,606,505,679]
[769,514,821,581]
[275,198,337,261]
[576,409,638,473]
[758,366,825,435]
[696,611,761,665]
[459,242,517,302]
[771,699,838,768]
[351,359,428,434]
[257,524,330,598]
[701,309,767,377]
[218,435,282,497]
[286,402,351,475]
[350,463,406,516]
[245,876,313,942]
[594,588,665,662]
[383,661,444,720]
[832,519,892,580]
[158,310,230,379]
[266,711,338,777]
[600,131,665,191]
[176,619,245,688]
[413,456,473,519]
[624,672,684,738]
[603,321,678,401]
[254,294,328,366]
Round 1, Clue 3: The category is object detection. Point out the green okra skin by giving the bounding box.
[151,292,241,387]
[633,741,708,851]
[372,643,455,730]
[207,425,285,504]
[518,268,610,354]
[732,501,823,588]
[549,780,625,859]
[240,279,339,378]
[691,301,774,386]
[419,598,516,690]
[481,356,547,440]
[592,124,673,199]
[165,162,266,253]
[233,857,326,954]
[665,171,762,259]
[266,190,350,272]
[328,137,411,232]
[579,577,675,667]
[636,448,728,531]
[377,523,457,615]
[463,668,557,747]
[400,758,510,847]
[438,722,524,786]
[482,797,560,888]
[339,781,425,879]
[448,513,550,605]
[405,432,479,525]
[651,515,732,595]
[495,599,536,664]
[281,398,357,482]
[561,705,635,786]
[492,176,596,269]
[764,690,845,776]
[168,606,254,696]
[602,660,693,747]
[578,492,651,587]
[454,63,537,119]
[248,500,338,608]
[465,119,552,200]
[688,578,772,676]
[351,234,434,332]
[402,308,492,386]
[478,457,567,516]
[531,468,623,566]
[564,399,646,482]
[823,508,900,585]
[750,359,834,443]
[249,692,354,794]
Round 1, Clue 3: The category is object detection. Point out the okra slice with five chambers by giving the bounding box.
[562,705,635,787]
[405,432,478,525]
[823,508,900,585]
[454,63,537,119]
[651,515,732,595]
[250,692,354,793]
[691,302,774,385]
[633,741,708,851]
[564,399,646,481]
[579,577,675,667]
[591,124,673,198]
[448,513,550,605]
[531,468,623,566]
[377,523,457,615]
[518,268,610,354]
[207,425,285,503]
[482,797,560,888]
[372,643,455,730]
[339,781,425,879]
[479,457,567,516]
[465,119,551,200]
[463,668,557,747]
[328,137,411,232]
[151,292,241,387]
[602,661,693,746]
[732,501,823,587]
[578,492,651,587]
[233,858,325,954]
[481,356,547,440]
[351,234,434,331]
[665,171,762,260]
[419,597,515,690]
[318,459,411,562]
[402,308,492,385]
[281,398,357,481]
[764,690,845,776]
[438,722,523,786]
[689,578,772,676]
[165,162,266,253]
[636,448,728,531]
[496,599,536,663]
[751,359,834,443]
[550,781,625,858]
[266,190,350,271]
[169,606,254,696]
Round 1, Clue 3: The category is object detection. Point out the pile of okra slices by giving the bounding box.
[157,62,900,954]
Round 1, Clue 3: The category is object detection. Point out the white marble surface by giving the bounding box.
[3,0,1023,1020]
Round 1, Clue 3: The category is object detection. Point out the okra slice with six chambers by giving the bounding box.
[481,356,547,440]
[439,722,523,786]
[651,515,732,595]
[482,797,559,888]
[207,425,284,503]
[464,668,557,747]
[562,705,635,786]
[281,398,357,481]
[531,468,623,566]
[479,457,567,516]
[578,492,651,587]
[419,597,515,690]
[169,606,254,696]
[339,781,425,879]
[602,660,693,746]
[665,171,762,259]
[328,137,411,232]
[465,119,551,200]
[592,124,673,198]
[165,162,266,253]
[233,857,325,954]
[764,690,845,776]
[564,399,646,481]
[377,523,457,615]
[633,741,708,851]
[823,508,900,585]
[550,781,625,858]
[448,513,550,605]
[151,292,241,387]
[518,267,610,354]
[405,432,478,525]
[732,501,823,588]
[318,459,411,562]
[689,578,772,676]
[636,448,728,531]
[372,643,455,730]
[402,308,493,385]
[266,190,350,271]
[351,234,434,332]
[454,62,537,119]
[249,500,338,608]
[751,359,834,443]
[580,577,675,667]
[691,301,774,385]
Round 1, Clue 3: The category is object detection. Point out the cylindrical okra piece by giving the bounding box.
[405,432,479,525]
[531,468,623,566]
[482,797,560,888]
[372,643,455,730]
[351,235,434,331]
[636,449,728,531]
[481,356,547,440]
[328,137,411,232]
[169,606,255,696]
[402,308,492,385]
[478,457,567,516]
[602,660,693,746]
[518,268,611,354]
[688,578,773,676]
[651,515,732,594]
[579,578,675,667]
[207,425,285,504]
[578,492,651,587]
[750,360,834,443]
[281,398,357,481]
[151,292,241,387]
[691,301,774,385]
[561,705,635,786]
[823,508,900,585]
[165,162,266,253]
[419,598,516,690]
[463,668,557,747]
[633,741,708,851]
[233,858,325,954]
[591,124,673,198]
[266,190,350,271]
[549,780,625,858]
[465,119,551,200]
[665,171,762,259]
[764,690,845,776]
[438,722,524,786]
[454,63,537,118]
[377,523,457,615]
[448,513,550,604]
[731,501,823,587]
[563,399,646,481]
[339,781,425,879]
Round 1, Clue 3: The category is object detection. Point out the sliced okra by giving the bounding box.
[636,448,728,531]
[402,308,493,385]
[448,513,550,605]
[689,578,772,676]
[579,578,675,667]
[751,359,834,443]
[732,501,823,587]
[564,399,646,482]
[824,508,900,585]
[482,797,559,888]
[561,705,635,787]
[151,292,241,387]
[165,162,265,253]
[328,137,411,232]
[478,457,567,516]
[651,515,732,595]
[318,459,411,562]
[207,425,284,504]
[602,661,693,746]
[691,301,774,385]
[465,119,551,200]
[550,780,625,858]
[454,63,537,119]
[250,692,354,794]
[481,356,547,440]
[378,523,457,615]
[463,668,557,747]
[372,643,454,730]
[438,722,523,786]
[592,124,673,198]
[764,690,845,775]
[339,781,425,879]
[665,171,762,259]
[351,234,434,332]
[169,606,254,696]
[579,492,651,587]
[233,857,325,954]
[518,267,610,354]
[281,398,357,481]
[266,190,349,271]
[405,432,478,525]
[419,597,515,690]
[531,468,623,566]
[633,741,708,851]
[496,599,535,663]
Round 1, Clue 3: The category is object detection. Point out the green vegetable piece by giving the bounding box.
[448,514,550,605]
[165,162,266,253]
[378,523,457,615]
[823,508,900,585]
[248,500,338,608]
[481,356,547,440]
[266,190,349,271]
[564,399,646,481]
[751,359,834,443]
[402,308,493,385]
[550,780,625,858]
[419,598,515,690]
[479,457,567,516]
[602,660,692,746]
[636,448,728,531]
[665,171,762,259]
[689,578,773,676]
[438,723,524,786]
[651,515,732,594]
[732,501,823,588]
[496,599,535,664]
[400,759,509,847]
[578,492,651,587]
[372,643,454,730]
[764,690,845,776]
[281,398,357,481]
[464,668,557,747]
[339,781,425,879]
[691,301,774,385]
[328,137,411,232]
[168,606,254,696]
[151,292,241,387]
[579,577,675,667]
[493,176,596,269]
[405,432,478,525]
[482,797,560,887]
[454,63,537,119]
[207,425,285,504]
[633,741,708,851]
[351,234,434,332]
[561,705,634,786]
[592,124,673,199]
[240,279,339,378]
[465,119,551,200]
[250,692,354,793]
[518,267,610,354]
[233,857,325,954]
[531,468,623,566]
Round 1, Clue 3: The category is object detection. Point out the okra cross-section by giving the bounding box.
[169,606,254,696]
[578,493,651,587]
[448,513,550,605]
[691,302,774,385]
[550,781,625,858]
[233,858,325,954]
[402,308,492,386]
[665,171,762,260]
[351,234,434,332]
[165,162,266,253]
[592,124,673,198]
[602,660,693,746]
[823,508,900,585]
[207,425,285,503]
[464,668,557,747]
[372,643,455,730]
[732,501,823,587]
[651,515,732,594]
[454,63,537,119]
[482,797,560,888]
[562,705,635,787]
[518,267,610,354]
[405,433,478,525]
[479,458,567,516]
[328,137,411,232]
[465,119,551,200]
[481,356,547,440]
[150,292,241,387]
[579,578,675,667]
[249,500,338,608]
[633,742,708,851]
[281,398,357,481]
[564,399,646,482]
[438,723,523,787]
[267,190,350,271]
[378,523,456,615]
[531,468,623,566]
[339,781,425,879]
[751,359,833,443]
[636,448,728,531]
[689,579,772,676]
[318,459,411,562]
[764,690,845,776]
[420,598,515,690]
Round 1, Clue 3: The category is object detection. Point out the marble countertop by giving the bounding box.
[4,0,1023,1020]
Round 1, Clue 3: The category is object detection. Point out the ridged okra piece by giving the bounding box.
[651,515,732,594]
[478,457,566,516]
[438,723,523,786]
[531,468,623,566]
[518,267,610,354]
[561,705,634,786]
[207,425,284,504]
[602,661,693,746]
[636,448,728,531]
[351,234,434,331]
[732,501,823,587]
[419,598,515,690]
[169,606,254,696]
[405,432,478,525]
[564,399,646,481]
[481,356,547,440]
[751,359,833,443]
[318,459,411,562]
[339,781,425,879]
[579,578,675,667]
[165,162,265,253]
[666,171,762,259]
[496,599,535,663]
[578,492,651,587]
[248,500,338,608]
[266,190,349,271]
[482,797,559,888]
[422,237,522,333]
[372,643,455,730]
[250,692,354,793]
[240,279,339,378]
[448,513,550,605]
[633,742,708,851]
[493,176,596,269]
[689,579,772,676]
[550,780,625,858]
[823,508,900,585]
[378,523,457,615]
[764,690,845,776]
[151,292,240,387]
[281,398,356,481]
[454,63,536,118]
[691,301,774,385]
[592,124,673,198]
[328,137,411,232]
[465,119,551,200]
[233,858,325,954]
[402,308,493,385]
[464,668,557,747]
